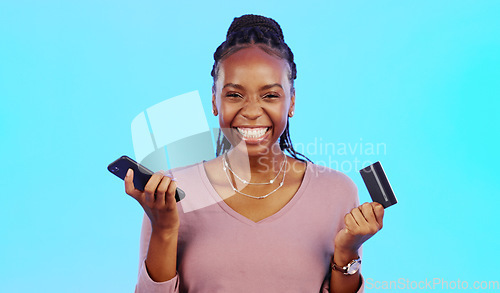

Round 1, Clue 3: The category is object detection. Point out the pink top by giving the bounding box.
[135,160,365,293]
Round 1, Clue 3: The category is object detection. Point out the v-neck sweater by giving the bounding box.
[135,161,365,293]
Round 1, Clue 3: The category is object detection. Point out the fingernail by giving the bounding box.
[126,169,132,177]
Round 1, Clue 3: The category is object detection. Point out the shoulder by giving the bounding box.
[308,162,359,207]
[308,162,358,192]
[167,161,204,179]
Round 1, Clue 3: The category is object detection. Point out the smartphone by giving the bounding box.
[107,155,186,202]
[359,161,397,208]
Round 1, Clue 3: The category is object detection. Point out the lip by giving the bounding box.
[233,126,272,144]
[233,126,271,128]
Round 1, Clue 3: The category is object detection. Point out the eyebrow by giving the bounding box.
[222,83,283,90]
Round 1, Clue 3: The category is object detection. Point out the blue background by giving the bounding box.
[1,1,499,292]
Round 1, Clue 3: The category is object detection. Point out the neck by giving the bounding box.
[224,144,286,182]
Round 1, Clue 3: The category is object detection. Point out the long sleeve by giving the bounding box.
[134,213,180,293]
[320,274,365,293]
[319,170,365,293]
[319,246,365,292]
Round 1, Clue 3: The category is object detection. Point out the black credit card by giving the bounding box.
[359,161,397,208]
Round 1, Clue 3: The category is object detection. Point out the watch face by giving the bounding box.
[347,260,361,274]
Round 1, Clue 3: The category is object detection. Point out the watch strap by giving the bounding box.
[330,256,361,275]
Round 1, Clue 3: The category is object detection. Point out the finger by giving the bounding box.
[155,175,172,207]
[144,172,164,204]
[360,202,378,225]
[124,169,140,196]
[144,172,165,193]
[372,202,385,227]
[350,206,369,227]
[125,169,148,205]
[344,213,358,232]
[165,179,178,206]
[124,168,135,193]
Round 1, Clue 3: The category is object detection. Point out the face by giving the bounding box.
[212,46,295,157]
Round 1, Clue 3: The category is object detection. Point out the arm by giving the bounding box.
[329,202,384,293]
[146,228,179,281]
[320,247,364,293]
[135,214,180,293]
[328,247,363,293]
[124,169,181,293]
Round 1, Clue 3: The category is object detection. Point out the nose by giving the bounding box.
[240,100,263,120]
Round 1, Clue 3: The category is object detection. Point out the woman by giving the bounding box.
[126,14,384,293]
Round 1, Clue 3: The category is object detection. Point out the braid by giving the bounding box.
[212,14,312,163]
[278,118,313,163]
[211,14,297,85]
[227,14,284,41]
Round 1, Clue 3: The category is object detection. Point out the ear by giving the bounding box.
[288,88,295,118]
[212,86,218,116]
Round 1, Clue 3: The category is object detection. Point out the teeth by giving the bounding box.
[236,127,269,139]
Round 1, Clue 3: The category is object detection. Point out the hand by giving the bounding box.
[334,202,384,254]
[124,169,180,234]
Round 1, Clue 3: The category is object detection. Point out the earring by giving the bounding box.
[289,111,294,117]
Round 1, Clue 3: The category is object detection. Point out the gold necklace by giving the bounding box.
[222,152,287,199]
[222,151,286,184]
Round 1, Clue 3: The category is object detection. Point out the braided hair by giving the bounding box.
[212,14,312,163]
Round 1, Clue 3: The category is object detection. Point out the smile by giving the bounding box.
[234,127,271,141]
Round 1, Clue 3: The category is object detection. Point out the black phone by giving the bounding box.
[107,155,186,202]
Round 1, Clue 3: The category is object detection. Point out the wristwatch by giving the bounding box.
[330,257,361,275]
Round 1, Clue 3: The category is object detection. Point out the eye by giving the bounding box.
[263,93,280,99]
[225,92,243,99]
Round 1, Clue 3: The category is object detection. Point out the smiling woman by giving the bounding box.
[128,14,384,293]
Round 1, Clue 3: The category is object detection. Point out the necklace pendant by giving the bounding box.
[270,179,274,183]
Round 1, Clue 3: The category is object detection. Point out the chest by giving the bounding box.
[175,171,339,292]
[217,178,303,222]
[202,158,308,223]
